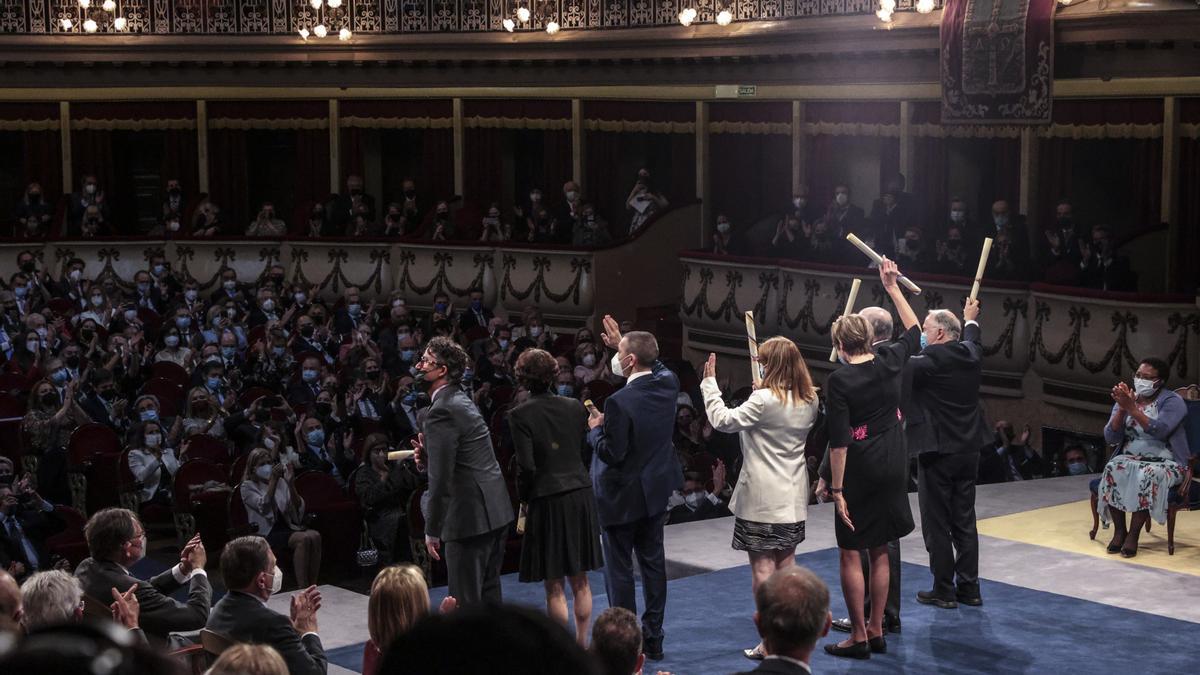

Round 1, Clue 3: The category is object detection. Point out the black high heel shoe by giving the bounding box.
[824,640,871,659]
[869,636,887,654]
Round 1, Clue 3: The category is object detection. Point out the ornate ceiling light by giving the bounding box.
[61,0,129,33]
[299,0,352,41]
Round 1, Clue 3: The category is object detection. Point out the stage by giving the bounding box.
[267,475,1198,674]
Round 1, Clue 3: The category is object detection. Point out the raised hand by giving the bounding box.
[411,433,426,471]
[600,314,622,349]
[963,297,980,323]
[703,353,717,380]
[878,257,900,290]
[439,595,457,614]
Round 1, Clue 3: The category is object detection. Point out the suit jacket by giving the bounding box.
[733,656,813,675]
[587,361,684,527]
[0,503,64,581]
[423,384,515,541]
[206,590,327,675]
[906,322,989,455]
[74,557,211,641]
[79,392,124,432]
[457,306,495,333]
[510,393,592,503]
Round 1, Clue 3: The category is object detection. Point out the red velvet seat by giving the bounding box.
[226,482,255,537]
[68,423,122,464]
[490,385,515,410]
[0,373,30,397]
[174,459,233,550]
[140,377,184,417]
[238,386,276,410]
[150,361,191,389]
[47,297,78,318]
[183,434,230,466]
[45,504,89,568]
[463,325,489,343]
[294,471,362,575]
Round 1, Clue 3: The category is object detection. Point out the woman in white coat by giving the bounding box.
[127,420,180,506]
[701,336,819,661]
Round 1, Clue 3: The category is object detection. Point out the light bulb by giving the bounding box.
[61,17,74,30]
[916,0,935,12]
[83,18,98,32]
[313,23,328,38]
[338,27,351,40]
[78,0,90,8]
[328,0,343,7]
[310,0,323,9]
[876,8,893,21]
[716,9,732,25]
[880,0,896,10]
[678,8,696,26]
[545,20,560,34]
[516,6,531,22]
[298,27,310,40]
[502,18,515,31]
[113,17,126,30]
[102,0,116,12]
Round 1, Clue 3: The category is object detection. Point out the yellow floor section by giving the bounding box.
[977,499,1200,576]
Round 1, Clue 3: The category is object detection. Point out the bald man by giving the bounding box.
[0,568,23,635]
[819,306,904,635]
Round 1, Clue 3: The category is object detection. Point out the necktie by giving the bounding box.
[6,515,38,569]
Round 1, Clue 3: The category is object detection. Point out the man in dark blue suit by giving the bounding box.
[587,316,682,662]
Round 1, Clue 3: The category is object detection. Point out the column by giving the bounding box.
[696,101,710,247]
[899,101,914,184]
[1161,96,1180,290]
[196,100,209,194]
[572,98,583,186]
[60,101,72,196]
[792,101,805,194]
[452,98,464,197]
[329,99,340,194]
[1019,127,1040,253]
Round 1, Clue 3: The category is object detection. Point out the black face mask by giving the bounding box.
[98,388,115,401]
[169,188,181,198]
[300,325,315,338]
[366,370,381,380]
[28,193,41,205]
[20,262,34,273]
[41,392,59,407]
[314,401,333,417]
[65,356,80,369]
[350,189,363,196]
[906,239,921,252]
[404,189,416,199]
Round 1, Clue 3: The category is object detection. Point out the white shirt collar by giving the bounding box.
[626,369,651,384]
[764,655,812,673]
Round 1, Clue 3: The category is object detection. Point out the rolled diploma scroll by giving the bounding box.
[745,311,762,387]
[969,237,994,301]
[829,278,863,362]
[844,232,923,295]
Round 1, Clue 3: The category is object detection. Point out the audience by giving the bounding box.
[18,569,83,632]
[207,535,326,675]
[208,644,289,675]
[733,567,831,675]
[0,476,65,583]
[362,563,456,675]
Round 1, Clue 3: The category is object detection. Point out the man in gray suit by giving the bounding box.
[413,336,515,605]
[74,507,210,644]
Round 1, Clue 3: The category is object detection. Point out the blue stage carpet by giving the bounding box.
[325,546,1200,673]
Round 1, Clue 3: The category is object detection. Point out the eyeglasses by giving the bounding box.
[418,355,444,367]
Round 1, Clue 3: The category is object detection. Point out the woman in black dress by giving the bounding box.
[510,348,604,647]
[825,258,920,659]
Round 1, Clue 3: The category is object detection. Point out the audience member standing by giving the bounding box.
[700,337,818,661]
[587,316,681,662]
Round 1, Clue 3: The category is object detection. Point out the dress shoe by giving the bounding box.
[831,617,852,633]
[956,592,983,607]
[643,637,664,661]
[742,645,765,661]
[823,640,871,659]
[868,635,887,654]
[916,590,958,609]
[884,615,902,634]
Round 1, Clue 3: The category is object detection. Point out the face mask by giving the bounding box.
[556,384,574,397]
[185,289,198,301]
[302,369,319,383]
[225,308,236,318]
[211,316,223,328]
[26,340,39,352]
[207,377,221,391]
[1132,377,1159,399]
[152,265,165,277]
[262,436,277,450]
[65,355,80,369]
[306,429,325,447]
[18,261,33,275]
[684,492,705,510]
[300,325,315,338]
[920,332,930,350]
[470,299,483,311]
[272,346,286,358]
[69,269,83,282]
[164,335,180,348]
[41,391,59,407]
[139,409,158,422]
[262,299,275,312]
[256,464,273,481]
[13,286,27,298]
[98,389,115,402]
[1067,461,1088,476]
[528,326,542,338]
[462,368,474,383]
[498,338,509,350]
[348,303,362,316]
[993,215,1008,228]
[793,198,806,208]
[169,187,181,198]
[366,369,381,380]
[434,302,448,314]
[168,220,181,231]
[221,346,236,359]
[950,210,965,223]
[35,327,47,339]
[565,191,578,201]
[716,222,731,234]
[904,238,921,252]
[50,369,69,385]
[269,565,283,594]
[124,309,138,322]
[294,292,307,305]
[223,279,237,291]
[404,189,416,199]
[144,433,161,448]
[85,183,97,195]
[315,401,333,417]
[582,353,597,367]
[835,193,849,206]
[28,192,41,204]
[90,295,104,307]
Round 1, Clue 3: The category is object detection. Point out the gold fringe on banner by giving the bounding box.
[583,119,696,134]
[0,119,59,131]
[210,118,329,130]
[707,120,792,135]
[464,116,572,130]
[339,116,454,129]
[70,118,196,131]
[912,123,1023,139]
[1035,123,1163,140]
[803,122,901,137]
[1183,123,1200,140]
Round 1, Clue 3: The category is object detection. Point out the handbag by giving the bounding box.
[355,526,379,568]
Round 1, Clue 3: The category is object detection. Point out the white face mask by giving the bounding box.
[835,193,849,206]
[263,565,283,595]
[144,433,161,448]
[716,222,731,234]
[684,492,705,510]
[255,464,273,481]
[263,437,277,450]
[69,269,83,282]
[565,190,578,201]
[528,326,542,338]
[1132,377,1159,399]
[582,353,597,368]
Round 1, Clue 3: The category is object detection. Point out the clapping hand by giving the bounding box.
[290,586,322,634]
[703,353,717,380]
[439,595,457,614]
[1112,382,1136,410]
[712,459,727,495]
[110,584,140,629]
[411,433,426,472]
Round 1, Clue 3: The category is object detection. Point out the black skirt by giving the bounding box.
[519,486,605,582]
[732,518,806,552]
[834,423,915,550]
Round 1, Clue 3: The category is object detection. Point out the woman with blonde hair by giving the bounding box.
[362,564,455,675]
[700,334,819,660]
[208,644,288,675]
[823,259,920,659]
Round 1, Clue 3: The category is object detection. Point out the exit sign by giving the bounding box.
[737,85,757,97]
[715,84,757,98]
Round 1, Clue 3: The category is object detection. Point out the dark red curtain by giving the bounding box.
[340,127,365,181]
[462,124,504,209]
[804,102,901,211]
[206,129,249,234]
[292,128,332,234]
[21,130,61,205]
[542,129,572,198]
[709,102,791,227]
[462,100,572,208]
[1177,98,1200,292]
